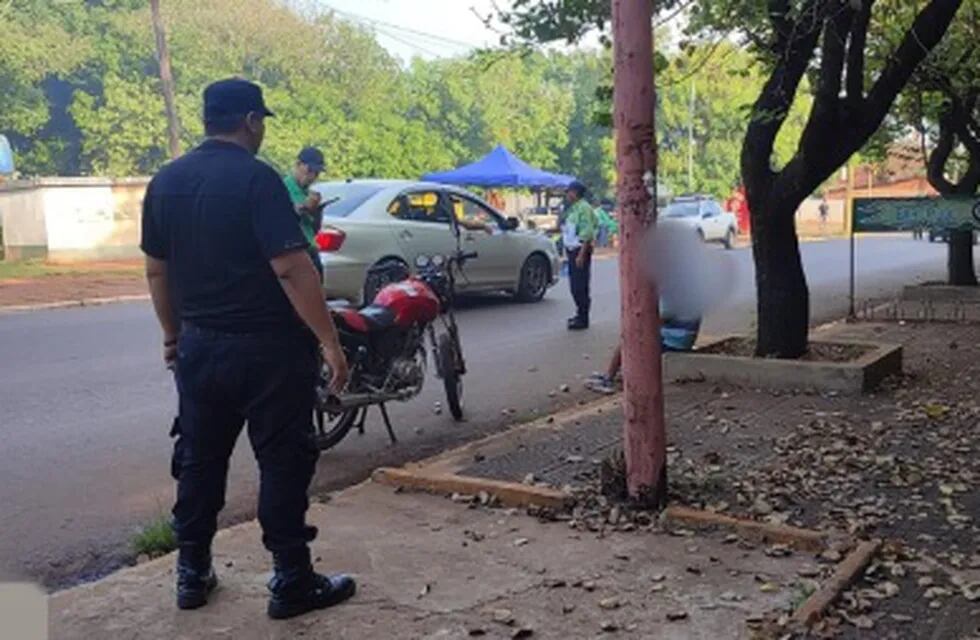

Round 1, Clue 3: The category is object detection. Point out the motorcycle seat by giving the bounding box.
[333,304,397,333]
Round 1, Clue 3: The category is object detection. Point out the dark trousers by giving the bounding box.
[567,247,592,321]
[172,325,319,566]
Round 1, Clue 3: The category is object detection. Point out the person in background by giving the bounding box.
[562,181,597,330]
[594,198,618,248]
[283,147,326,275]
[142,78,354,620]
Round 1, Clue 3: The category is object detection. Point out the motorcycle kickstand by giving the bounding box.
[378,403,397,444]
[355,408,368,435]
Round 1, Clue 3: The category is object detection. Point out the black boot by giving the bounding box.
[175,548,218,610]
[267,550,356,620]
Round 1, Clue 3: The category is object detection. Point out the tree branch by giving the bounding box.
[741,0,822,201]
[928,107,959,194]
[819,6,855,103]
[928,99,980,196]
[846,0,874,105]
[767,0,794,53]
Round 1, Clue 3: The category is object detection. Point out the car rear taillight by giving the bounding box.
[315,226,346,252]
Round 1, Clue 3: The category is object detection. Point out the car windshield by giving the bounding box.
[315,184,386,218]
[663,202,700,218]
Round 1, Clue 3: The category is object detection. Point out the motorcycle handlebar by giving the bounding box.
[458,251,478,262]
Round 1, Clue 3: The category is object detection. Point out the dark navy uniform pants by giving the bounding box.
[567,247,592,322]
[172,324,319,565]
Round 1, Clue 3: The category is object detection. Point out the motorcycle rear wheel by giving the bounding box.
[438,333,464,421]
[313,408,359,451]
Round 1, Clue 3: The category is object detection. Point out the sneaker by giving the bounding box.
[267,571,357,620]
[586,374,616,395]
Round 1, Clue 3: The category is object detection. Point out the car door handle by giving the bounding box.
[399,229,413,240]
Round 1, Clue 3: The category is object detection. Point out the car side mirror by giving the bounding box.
[504,216,520,231]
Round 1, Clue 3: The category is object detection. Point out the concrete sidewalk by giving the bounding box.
[51,480,809,639]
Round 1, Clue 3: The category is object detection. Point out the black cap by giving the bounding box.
[567,180,588,197]
[203,78,275,124]
[298,147,325,173]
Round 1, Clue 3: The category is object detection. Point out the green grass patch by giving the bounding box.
[0,260,142,280]
[790,581,817,610]
[131,516,177,558]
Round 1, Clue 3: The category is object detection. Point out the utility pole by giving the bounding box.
[688,80,695,192]
[612,0,665,506]
[150,0,182,160]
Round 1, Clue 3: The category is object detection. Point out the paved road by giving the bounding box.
[0,237,946,588]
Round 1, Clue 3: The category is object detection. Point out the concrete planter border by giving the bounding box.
[664,337,903,395]
[902,282,980,303]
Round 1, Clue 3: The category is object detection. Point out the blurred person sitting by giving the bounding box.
[587,303,701,394]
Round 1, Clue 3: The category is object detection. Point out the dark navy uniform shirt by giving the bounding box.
[141,139,309,333]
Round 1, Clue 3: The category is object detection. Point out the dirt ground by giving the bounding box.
[0,261,145,308]
[50,481,813,640]
[457,320,980,639]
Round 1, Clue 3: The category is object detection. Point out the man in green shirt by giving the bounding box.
[283,147,326,275]
[562,181,597,330]
[594,198,618,247]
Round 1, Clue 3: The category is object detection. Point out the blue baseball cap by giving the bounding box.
[298,147,325,172]
[567,180,588,197]
[203,78,275,124]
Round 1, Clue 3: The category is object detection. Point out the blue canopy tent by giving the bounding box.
[422,145,575,188]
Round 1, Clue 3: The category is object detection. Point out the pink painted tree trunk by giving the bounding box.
[612,0,665,506]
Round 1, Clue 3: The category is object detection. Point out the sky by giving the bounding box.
[313,0,511,63]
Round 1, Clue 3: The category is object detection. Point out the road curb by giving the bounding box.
[663,505,829,553]
[0,294,149,315]
[793,539,882,626]
[372,468,572,510]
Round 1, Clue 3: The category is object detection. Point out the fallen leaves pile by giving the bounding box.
[534,323,980,638]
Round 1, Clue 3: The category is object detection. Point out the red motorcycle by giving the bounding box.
[313,248,476,450]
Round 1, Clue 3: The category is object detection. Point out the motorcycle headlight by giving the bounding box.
[431,254,446,268]
[415,255,431,269]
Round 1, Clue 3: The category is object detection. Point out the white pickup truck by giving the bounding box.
[661,196,739,249]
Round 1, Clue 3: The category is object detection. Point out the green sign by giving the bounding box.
[853,197,980,233]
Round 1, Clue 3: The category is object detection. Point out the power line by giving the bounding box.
[320,3,474,52]
[370,24,448,58]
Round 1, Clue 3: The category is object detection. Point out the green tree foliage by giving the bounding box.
[656,41,812,197]
[879,0,979,195]
[410,52,573,174]
[0,0,91,173]
[0,0,593,182]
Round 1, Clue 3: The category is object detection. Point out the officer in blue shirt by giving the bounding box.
[141,78,354,619]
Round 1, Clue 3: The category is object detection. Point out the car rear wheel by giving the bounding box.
[514,254,550,303]
[723,228,735,250]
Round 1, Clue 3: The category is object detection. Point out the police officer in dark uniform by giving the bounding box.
[141,78,354,620]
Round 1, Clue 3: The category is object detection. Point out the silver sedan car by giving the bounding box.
[310,180,561,306]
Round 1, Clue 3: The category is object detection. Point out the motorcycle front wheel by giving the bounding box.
[313,408,359,451]
[438,333,464,421]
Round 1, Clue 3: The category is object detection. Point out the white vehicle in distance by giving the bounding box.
[661,196,739,249]
[310,180,561,306]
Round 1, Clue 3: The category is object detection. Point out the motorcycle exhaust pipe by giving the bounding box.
[323,389,416,411]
